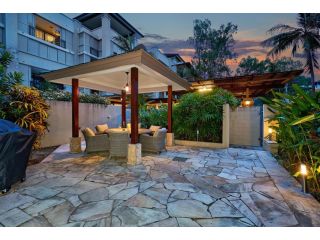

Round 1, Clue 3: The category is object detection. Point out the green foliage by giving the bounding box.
[139,105,168,129]
[236,56,303,76]
[261,84,320,194]
[41,90,110,106]
[6,86,50,149]
[112,35,135,53]
[140,88,239,142]
[0,46,50,149]
[189,19,238,78]
[262,13,320,92]
[174,88,239,142]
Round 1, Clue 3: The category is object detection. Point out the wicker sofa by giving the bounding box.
[81,128,109,153]
[140,128,167,153]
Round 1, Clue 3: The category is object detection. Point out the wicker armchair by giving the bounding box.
[140,128,167,153]
[81,128,110,153]
[108,132,130,159]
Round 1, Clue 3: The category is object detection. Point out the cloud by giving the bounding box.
[143,33,168,41]
[138,33,289,65]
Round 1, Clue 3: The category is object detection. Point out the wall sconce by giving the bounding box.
[301,163,307,193]
[198,86,212,92]
[241,88,254,107]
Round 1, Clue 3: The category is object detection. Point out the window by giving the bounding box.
[0,28,3,44]
[35,29,44,39]
[31,15,66,49]
[90,47,98,57]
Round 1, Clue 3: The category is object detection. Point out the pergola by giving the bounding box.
[41,49,190,164]
[191,70,303,97]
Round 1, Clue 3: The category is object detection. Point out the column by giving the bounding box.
[70,78,81,153]
[128,67,141,165]
[166,85,175,146]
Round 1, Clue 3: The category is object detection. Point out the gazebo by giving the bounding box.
[41,49,190,164]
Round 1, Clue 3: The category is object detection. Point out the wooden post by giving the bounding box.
[130,67,139,144]
[167,85,172,133]
[72,78,79,138]
[121,90,126,128]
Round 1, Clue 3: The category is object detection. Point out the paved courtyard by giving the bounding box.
[0,145,320,227]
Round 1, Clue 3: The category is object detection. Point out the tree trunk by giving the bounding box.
[308,49,316,93]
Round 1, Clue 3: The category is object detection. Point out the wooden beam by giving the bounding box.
[121,90,126,128]
[168,85,173,133]
[130,67,139,144]
[72,78,79,138]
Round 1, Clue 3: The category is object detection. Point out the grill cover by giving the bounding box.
[0,120,36,191]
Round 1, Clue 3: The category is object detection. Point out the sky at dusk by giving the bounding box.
[122,13,303,74]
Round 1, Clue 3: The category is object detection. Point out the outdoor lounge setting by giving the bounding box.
[41,49,190,164]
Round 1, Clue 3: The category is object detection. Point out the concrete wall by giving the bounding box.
[229,106,262,147]
[41,101,130,147]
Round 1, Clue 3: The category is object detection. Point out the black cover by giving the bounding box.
[0,119,36,192]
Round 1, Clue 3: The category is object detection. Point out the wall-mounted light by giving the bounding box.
[301,163,307,193]
[198,86,212,92]
[241,88,254,107]
[124,72,129,92]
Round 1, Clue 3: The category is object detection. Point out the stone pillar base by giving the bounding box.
[127,143,141,165]
[166,133,175,147]
[70,137,82,153]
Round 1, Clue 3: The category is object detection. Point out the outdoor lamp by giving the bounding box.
[124,71,129,92]
[241,88,254,107]
[125,83,129,92]
[301,163,307,193]
[268,127,273,140]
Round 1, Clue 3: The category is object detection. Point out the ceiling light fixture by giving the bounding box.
[124,72,129,92]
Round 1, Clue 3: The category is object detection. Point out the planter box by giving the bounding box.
[175,139,228,149]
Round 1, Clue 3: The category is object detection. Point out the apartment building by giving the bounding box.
[0,13,143,91]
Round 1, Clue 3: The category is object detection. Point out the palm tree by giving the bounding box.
[113,35,135,53]
[262,13,320,92]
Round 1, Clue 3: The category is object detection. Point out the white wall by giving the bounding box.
[229,106,262,147]
[41,101,128,148]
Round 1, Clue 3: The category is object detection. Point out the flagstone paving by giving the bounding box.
[0,145,320,227]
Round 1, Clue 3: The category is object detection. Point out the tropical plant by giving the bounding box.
[1,45,50,149]
[262,13,320,92]
[139,89,239,142]
[261,85,320,197]
[113,35,135,53]
[139,105,168,129]
[189,19,238,78]
[7,86,50,149]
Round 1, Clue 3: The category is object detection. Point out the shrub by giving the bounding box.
[1,46,49,149]
[174,88,239,142]
[139,88,239,142]
[41,90,110,106]
[261,85,320,198]
[6,86,50,149]
[140,105,168,128]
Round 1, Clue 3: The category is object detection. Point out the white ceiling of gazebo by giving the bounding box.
[41,49,190,94]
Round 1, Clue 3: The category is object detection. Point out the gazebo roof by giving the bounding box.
[191,70,303,97]
[41,49,191,94]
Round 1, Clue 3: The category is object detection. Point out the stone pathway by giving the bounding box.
[0,145,319,227]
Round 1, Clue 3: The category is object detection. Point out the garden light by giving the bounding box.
[268,128,273,134]
[301,163,307,193]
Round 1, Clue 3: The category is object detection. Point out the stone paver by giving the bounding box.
[1,145,319,227]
